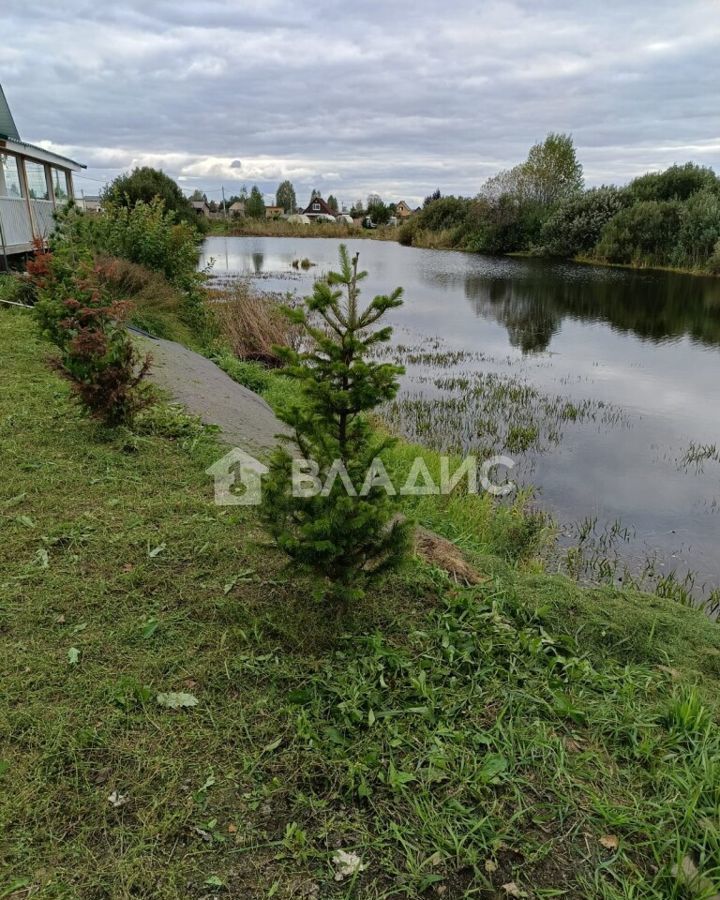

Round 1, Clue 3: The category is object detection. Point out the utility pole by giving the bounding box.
[221,185,228,229]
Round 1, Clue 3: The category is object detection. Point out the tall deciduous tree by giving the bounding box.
[246,185,266,219]
[327,194,339,212]
[521,133,584,206]
[261,246,409,605]
[276,180,297,214]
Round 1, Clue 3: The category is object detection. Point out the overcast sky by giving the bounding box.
[1,0,719,208]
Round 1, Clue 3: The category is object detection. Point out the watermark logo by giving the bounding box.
[207,450,515,506]
[206,448,269,506]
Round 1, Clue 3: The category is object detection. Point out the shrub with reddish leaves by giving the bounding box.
[28,248,151,426]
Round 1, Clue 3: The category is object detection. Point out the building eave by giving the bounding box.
[0,136,86,171]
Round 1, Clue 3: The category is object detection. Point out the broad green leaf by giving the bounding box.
[141,618,159,639]
[479,754,508,782]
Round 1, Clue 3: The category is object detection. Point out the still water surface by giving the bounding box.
[200,236,720,595]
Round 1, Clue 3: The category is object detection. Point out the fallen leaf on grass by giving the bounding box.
[479,753,508,783]
[333,849,367,882]
[599,834,619,850]
[672,854,720,898]
[156,692,199,709]
[141,618,159,639]
[67,647,80,665]
[502,883,527,897]
[108,790,128,808]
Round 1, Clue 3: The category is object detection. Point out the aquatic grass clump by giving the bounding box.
[381,368,623,458]
[559,515,720,617]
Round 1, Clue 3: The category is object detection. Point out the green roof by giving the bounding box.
[0,84,20,140]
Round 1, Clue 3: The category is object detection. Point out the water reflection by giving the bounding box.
[251,252,264,274]
[460,264,720,353]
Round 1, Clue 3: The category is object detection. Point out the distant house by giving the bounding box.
[0,83,85,258]
[190,199,211,218]
[229,200,245,218]
[302,196,337,220]
[265,205,283,219]
[78,195,101,213]
[395,200,413,218]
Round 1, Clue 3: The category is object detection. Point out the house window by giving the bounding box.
[24,161,50,201]
[0,154,23,198]
[50,168,69,202]
[313,202,320,211]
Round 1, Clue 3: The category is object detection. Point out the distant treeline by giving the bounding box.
[400,135,720,274]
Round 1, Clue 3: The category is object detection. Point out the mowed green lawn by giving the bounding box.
[1,308,720,899]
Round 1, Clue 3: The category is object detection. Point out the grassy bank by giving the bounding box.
[3,307,720,898]
[209,219,400,241]
[399,234,720,279]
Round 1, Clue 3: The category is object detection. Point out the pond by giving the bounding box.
[199,235,720,601]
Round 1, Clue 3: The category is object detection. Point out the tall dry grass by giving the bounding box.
[212,282,298,366]
[93,255,199,345]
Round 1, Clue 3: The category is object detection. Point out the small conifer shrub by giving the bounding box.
[261,245,409,605]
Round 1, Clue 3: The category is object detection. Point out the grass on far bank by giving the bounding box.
[2,307,720,899]
[208,218,401,242]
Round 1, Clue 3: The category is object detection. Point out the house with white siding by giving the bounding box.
[0,83,85,260]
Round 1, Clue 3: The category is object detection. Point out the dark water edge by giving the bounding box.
[200,236,720,607]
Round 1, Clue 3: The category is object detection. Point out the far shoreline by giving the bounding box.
[207,222,720,280]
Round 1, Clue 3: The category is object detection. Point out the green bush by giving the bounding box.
[417,196,471,232]
[397,219,418,246]
[539,186,627,257]
[595,200,683,267]
[628,162,719,203]
[49,201,214,344]
[672,189,720,270]
[52,200,199,285]
[0,273,36,307]
[97,199,199,283]
[708,239,720,275]
[102,166,197,226]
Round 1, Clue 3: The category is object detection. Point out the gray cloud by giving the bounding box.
[1,0,718,206]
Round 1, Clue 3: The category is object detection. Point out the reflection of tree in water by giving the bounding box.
[461,266,720,354]
[251,252,264,274]
[465,276,559,353]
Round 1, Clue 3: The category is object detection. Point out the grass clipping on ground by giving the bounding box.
[1,309,720,899]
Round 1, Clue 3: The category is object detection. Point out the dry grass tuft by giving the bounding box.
[414,525,487,585]
[212,282,297,366]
